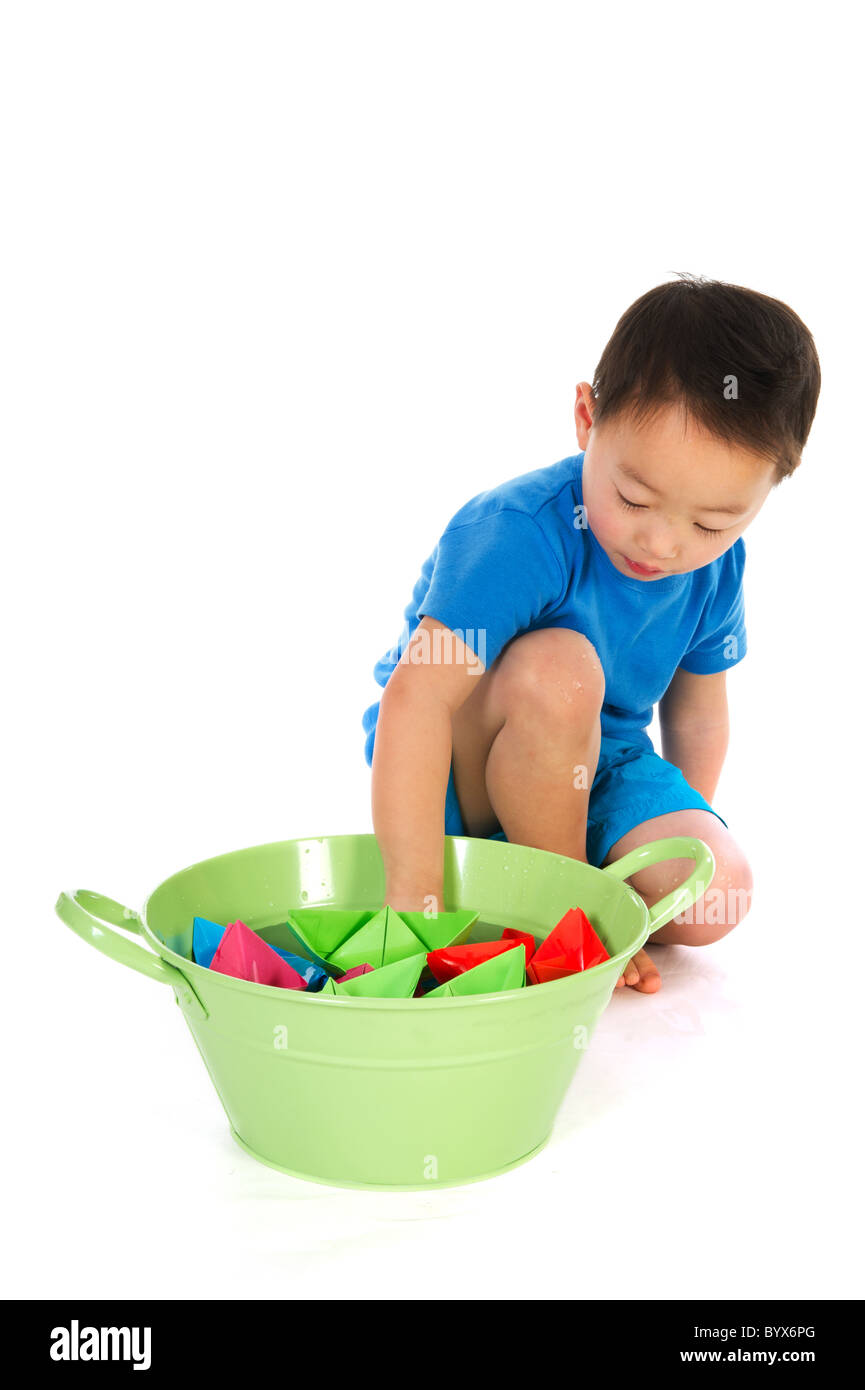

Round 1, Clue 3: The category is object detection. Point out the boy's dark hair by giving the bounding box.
[590,272,821,480]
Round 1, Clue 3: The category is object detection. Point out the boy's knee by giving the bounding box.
[671,842,754,945]
[496,627,605,724]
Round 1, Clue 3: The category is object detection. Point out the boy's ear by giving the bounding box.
[574,381,595,443]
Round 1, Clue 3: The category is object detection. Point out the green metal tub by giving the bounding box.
[55,832,713,1189]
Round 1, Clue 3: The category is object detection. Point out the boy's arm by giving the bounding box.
[371,616,484,912]
[659,667,730,804]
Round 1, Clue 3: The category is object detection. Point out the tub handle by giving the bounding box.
[55,889,208,1021]
[602,835,716,940]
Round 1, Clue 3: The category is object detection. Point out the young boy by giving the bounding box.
[361,274,820,992]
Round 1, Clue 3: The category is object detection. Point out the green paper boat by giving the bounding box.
[283,907,379,961]
[423,944,526,998]
[285,905,479,972]
[397,909,478,952]
[318,953,427,999]
[329,906,417,972]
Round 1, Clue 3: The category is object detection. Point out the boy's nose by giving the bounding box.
[636,528,678,561]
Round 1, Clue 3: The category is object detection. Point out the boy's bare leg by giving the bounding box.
[602,809,754,992]
[383,626,604,918]
[383,626,751,993]
[450,627,605,861]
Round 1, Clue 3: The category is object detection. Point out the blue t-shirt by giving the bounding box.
[362,452,746,760]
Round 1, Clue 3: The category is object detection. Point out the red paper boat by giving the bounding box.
[501,927,537,964]
[527,908,609,984]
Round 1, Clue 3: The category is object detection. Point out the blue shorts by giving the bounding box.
[444,733,727,868]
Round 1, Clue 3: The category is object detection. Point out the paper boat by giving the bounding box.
[336,963,374,981]
[192,915,226,969]
[318,953,427,999]
[209,920,308,990]
[501,927,537,963]
[527,907,609,984]
[426,937,524,984]
[193,915,328,990]
[317,963,375,994]
[424,945,526,998]
[396,910,478,952]
[282,908,379,958]
[285,905,478,972]
[266,946,328,990]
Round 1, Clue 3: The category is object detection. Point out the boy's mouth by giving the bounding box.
[624,556,666,576]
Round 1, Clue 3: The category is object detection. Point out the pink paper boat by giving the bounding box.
[210,920,307,990]
[337,963,374,981]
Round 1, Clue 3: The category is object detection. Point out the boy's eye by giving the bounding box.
[616,487,728,537]
[617,486,734,533]
[616,489,646,512]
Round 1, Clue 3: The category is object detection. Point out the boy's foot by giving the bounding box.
[614,946,661,992]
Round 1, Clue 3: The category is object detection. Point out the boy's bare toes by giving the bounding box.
[614,947,661,993]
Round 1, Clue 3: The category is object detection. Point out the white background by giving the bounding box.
[3,1,862,1300]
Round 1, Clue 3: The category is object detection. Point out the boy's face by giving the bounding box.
[574,382,776,579]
